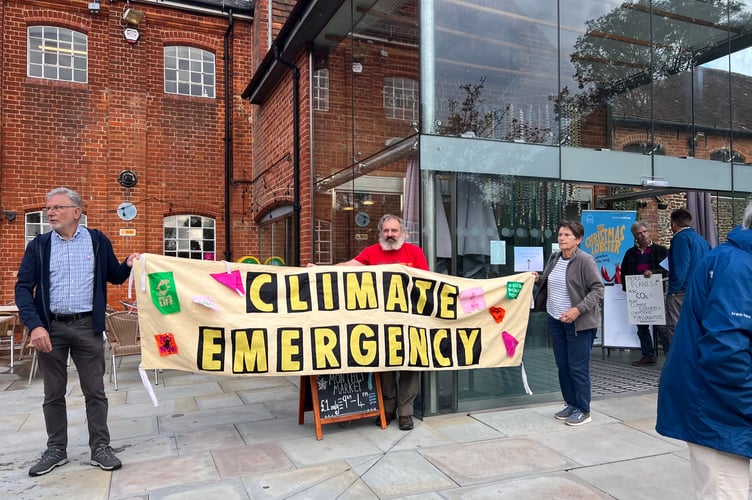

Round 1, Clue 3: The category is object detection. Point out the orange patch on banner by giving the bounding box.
[489,306,506,323]
[155,333,179,356]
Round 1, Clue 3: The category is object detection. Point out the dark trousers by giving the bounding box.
[637,324,669,358]
[381,371,420,417]
[548,316,595,413]
[39,317,110,451]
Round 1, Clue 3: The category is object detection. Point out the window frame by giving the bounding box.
[163,214,216,260]
[163,45,216,98]
[27,26,88,83]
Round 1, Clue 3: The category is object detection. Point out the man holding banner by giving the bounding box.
[620,221,668,365]
[331,214,429,431]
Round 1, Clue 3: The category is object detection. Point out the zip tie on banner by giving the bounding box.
[520,361,533,395]
[138,363,159,407]
[223,260,232,273]
[139,254,148,292]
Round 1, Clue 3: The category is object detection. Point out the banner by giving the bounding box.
[581,210,636,284]
[133,254,535,377]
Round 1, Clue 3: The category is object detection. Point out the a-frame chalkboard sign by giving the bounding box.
[298,373,386,440]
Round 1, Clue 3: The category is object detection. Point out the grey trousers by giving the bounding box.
[381,371,420,417]
[665,292,685,349]
[39,317,110,451]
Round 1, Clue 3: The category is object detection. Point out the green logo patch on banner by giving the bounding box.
[149,271,181,314]
[507,281,523,299]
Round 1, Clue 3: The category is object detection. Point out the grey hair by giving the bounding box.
[47,187,82,208]
[631,221,649,234]
[743,200,752,229]
[378,214,405,232]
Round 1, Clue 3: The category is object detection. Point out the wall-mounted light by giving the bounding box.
[123,7,144,26]
[88,1,101,14]
[4,211,17,222]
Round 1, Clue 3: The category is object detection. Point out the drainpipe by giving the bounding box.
[224,10,234,261]
[273,43,301,266]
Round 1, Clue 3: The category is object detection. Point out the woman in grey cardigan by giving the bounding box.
[533,220,604,426]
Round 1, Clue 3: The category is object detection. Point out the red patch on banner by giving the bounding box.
[489,306,506,323]
[155,333,178,356]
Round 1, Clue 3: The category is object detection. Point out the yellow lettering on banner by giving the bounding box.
[279,329,302,371]
[386,325,404,366]
[349,324,377,366]
[312,327,340,369]
[288,275,308,312]
[437,283,458,320]
[319,272,336,311]
[412,279,433,314]
[248,273,274,312]
[384,273,409,312]
[408,326,429,367]
[345,272,378,310]
[199,328,224,371]
[458,328,480,365]
[432,329,451,367]
[232,329,268,373]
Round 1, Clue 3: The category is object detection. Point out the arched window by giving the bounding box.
[709,148,744,163]
[27,26,88,83]
[622,141,665,155]
[164,46,216,98]
[163,215,216,260]
[25,211,88,246]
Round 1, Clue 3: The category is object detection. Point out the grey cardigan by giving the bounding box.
[534,247,604,331]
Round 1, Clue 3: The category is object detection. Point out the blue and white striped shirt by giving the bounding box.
[49,226,95,314]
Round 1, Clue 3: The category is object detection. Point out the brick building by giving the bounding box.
[3,0,752,414]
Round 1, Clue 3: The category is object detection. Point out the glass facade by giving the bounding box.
[310,0,752,415]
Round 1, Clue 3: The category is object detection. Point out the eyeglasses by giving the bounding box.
[43,205,77,213]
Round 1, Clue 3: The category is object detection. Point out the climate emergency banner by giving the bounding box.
[133,253,535,377]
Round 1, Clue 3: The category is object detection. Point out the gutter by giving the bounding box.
[127,0,253,20]
[224,9,234,261]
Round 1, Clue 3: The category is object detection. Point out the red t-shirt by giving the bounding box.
[353,243,429,270]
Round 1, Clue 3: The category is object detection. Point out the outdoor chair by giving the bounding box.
[105,311,158,390]
[0,315,18,369]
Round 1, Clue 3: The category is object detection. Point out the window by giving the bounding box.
[164,46,215,98]
[313,68,330,111]
[25,211,87,245]
[163,215,215,260]
[27,26,88,83]
[384,77,418,121]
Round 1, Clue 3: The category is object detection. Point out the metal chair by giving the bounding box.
[0,315,18,369]
[105,312,144,390]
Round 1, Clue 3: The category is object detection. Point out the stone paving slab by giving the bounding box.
[241,460,358,499]
[145,478,251,500]
[212,442,294,479]
[360,449,457,498]
[438,473,610,499]
[109,452,220,498]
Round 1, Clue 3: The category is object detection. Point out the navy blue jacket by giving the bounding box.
[656,225,752,459]
[15,228,132,334]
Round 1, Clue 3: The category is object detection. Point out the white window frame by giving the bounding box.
[25,211,87,246]
[384,77,418,121]
[313,68,330,111]
[164,46,216,98]
[27,26,88,83]
[163,215,216,260]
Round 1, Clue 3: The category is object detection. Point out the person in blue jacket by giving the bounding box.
[665,208,711,351]
[656,201,752,499]
[15,187,139,477]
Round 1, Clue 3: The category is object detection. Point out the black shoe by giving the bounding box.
[375,412,396,426]
[91,446,122,471]
[632,357,657,366]
[29,448,68,476]
[398,415,414,431]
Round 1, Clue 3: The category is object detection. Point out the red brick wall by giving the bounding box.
[0,0,254,304]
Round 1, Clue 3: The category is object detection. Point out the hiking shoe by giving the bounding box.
[566,409,592,426]
[398,415,414,431]
[632,357,657,366]
[91,446,122,471]
[554,404,576,420]
[29,448,68,476]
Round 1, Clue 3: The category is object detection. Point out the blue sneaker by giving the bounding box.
[554,404,576,420]
[566,409,591,426]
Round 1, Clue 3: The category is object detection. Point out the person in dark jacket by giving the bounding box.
[656,201,752,499]
[620,221,668,365]
[15,187,139,477]
[665,208,711,347]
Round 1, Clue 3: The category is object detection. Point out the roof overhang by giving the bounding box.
[242,0,345,103]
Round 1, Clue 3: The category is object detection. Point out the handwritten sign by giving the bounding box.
[299,373,385,439]
[625,275,666,325]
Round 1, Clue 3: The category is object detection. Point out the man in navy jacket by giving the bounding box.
[15,187,139,476]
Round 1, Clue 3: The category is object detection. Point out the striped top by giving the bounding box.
[546,256,571,318]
